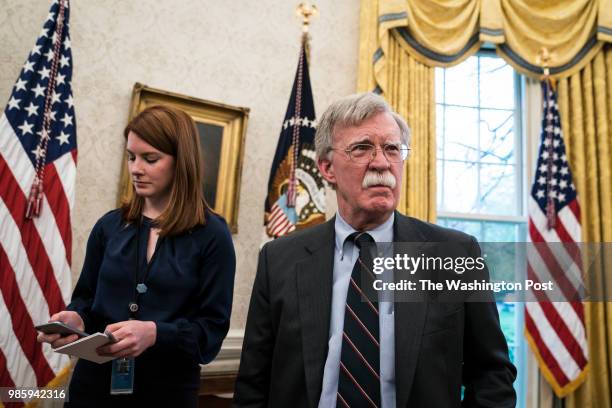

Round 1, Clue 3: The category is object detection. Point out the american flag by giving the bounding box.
[0,0,74,402]
[525,80,588,397]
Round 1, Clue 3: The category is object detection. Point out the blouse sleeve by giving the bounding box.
[154,219,236,364]
[65,214,107,332]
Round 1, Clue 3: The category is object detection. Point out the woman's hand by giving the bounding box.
[36,311,85,348]
[97,320,157,358]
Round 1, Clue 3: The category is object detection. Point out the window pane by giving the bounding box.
[441,106,479,163]
[479,109,515,165]
[482,221,521,242]
[479,163,518,215]
[439,160,478,213]
[443,57,478,107]
[479,56,515,109]
[437,218,482,239]
[437,218,525,242]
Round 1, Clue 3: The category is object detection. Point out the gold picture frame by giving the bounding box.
[118,83,249,233]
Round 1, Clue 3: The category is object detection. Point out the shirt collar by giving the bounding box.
[334,212,395,255]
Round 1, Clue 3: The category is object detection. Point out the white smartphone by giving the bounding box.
[35,321,89,338]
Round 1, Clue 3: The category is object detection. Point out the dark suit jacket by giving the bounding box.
[234,212,517,407]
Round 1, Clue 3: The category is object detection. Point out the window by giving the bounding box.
[435,51,528,406]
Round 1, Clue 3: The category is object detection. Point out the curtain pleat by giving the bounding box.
[559,45,612,408]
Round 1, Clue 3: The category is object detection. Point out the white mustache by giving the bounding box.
[362,171,396,189]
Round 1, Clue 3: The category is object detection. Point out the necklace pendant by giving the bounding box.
[136,283,148,294]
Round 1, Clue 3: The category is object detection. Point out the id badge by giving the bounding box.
[110,357,135,395]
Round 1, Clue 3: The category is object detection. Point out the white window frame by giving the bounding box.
[437,49,526,225]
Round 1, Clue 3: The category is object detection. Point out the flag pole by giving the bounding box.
[536,47,558,229]
[286,2,318,207]
[296,2,317,62]
[26,0,69,219]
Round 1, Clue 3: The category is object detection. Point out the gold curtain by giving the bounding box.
[358,0,437,222]
[376,0,482,69]
[371,0,612,78]
[558,44,612,408]
[496,0,604,78]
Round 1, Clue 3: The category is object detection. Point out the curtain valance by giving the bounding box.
[372,0,612,81]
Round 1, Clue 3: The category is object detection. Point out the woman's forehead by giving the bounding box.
[126,131,163,153]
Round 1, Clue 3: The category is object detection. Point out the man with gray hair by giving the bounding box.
[234,93,516,407]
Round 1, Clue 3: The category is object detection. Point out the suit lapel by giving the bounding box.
[393,212,429,407]
[296,218,335,408]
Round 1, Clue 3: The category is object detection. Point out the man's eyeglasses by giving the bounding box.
[330,143,410,163]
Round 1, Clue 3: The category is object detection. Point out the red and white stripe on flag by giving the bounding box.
[525,81,588,397]
[1,0,75,404]
[266,203,296,238]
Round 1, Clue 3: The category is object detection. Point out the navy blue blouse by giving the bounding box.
[67,209,236,366]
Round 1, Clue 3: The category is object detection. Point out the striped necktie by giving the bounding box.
[337,232,381,408]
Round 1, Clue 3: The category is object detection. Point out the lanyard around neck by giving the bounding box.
[129,219,163,318]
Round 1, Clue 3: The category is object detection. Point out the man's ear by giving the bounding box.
[318,157,336,186]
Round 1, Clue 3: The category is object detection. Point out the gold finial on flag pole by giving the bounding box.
[536,47,553,79]
[296,2,318,34]
[296,2,318,60]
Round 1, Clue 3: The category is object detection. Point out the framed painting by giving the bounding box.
[118,83,249,233]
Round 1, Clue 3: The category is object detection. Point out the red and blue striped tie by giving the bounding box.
[337,232,381,408]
